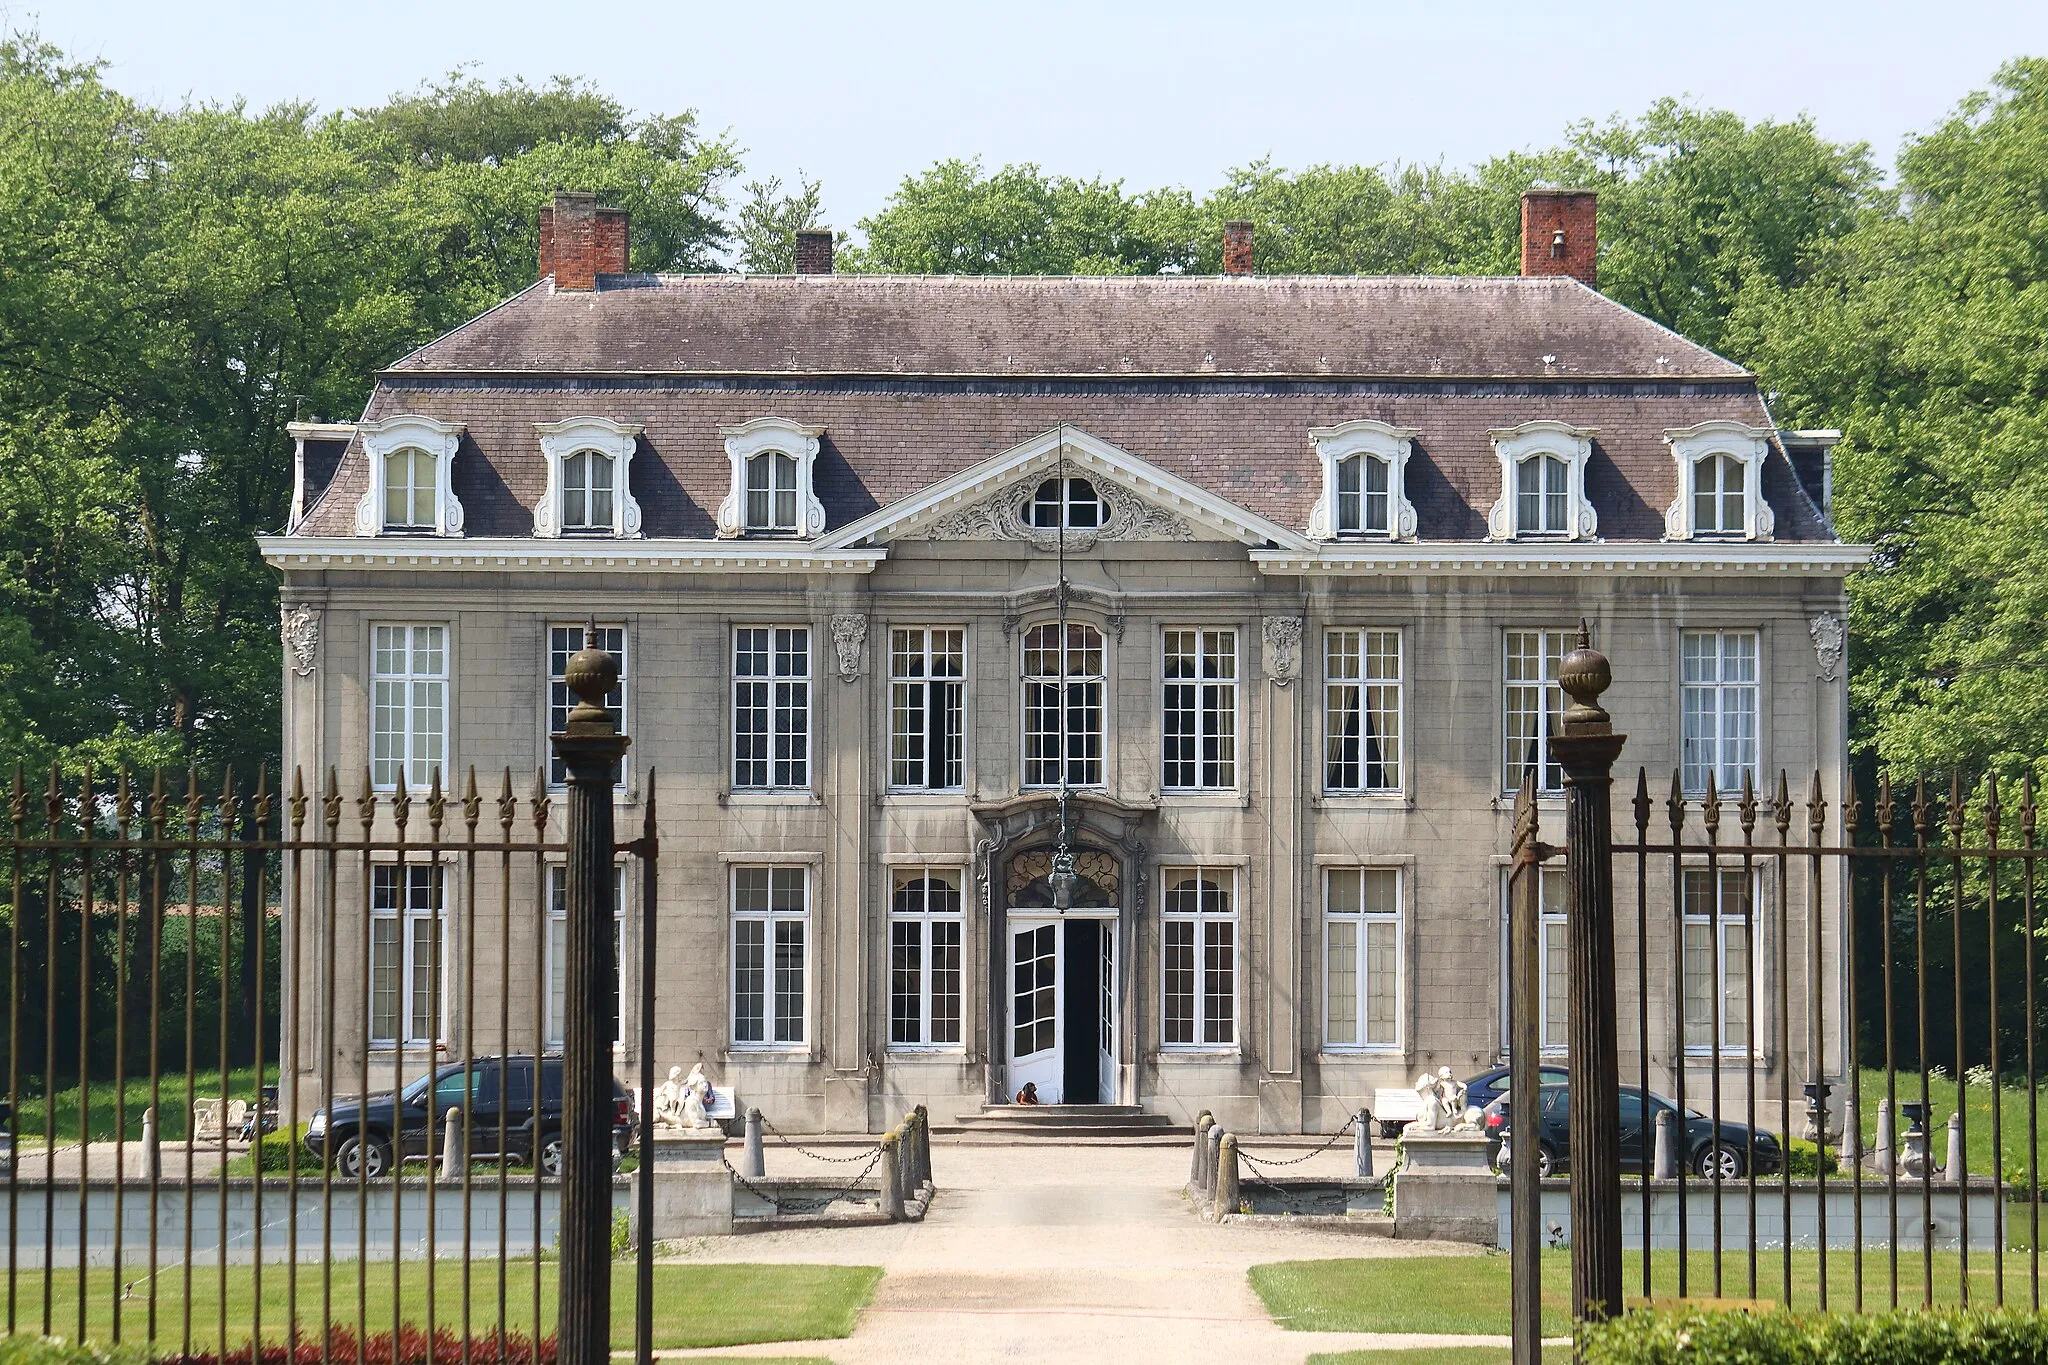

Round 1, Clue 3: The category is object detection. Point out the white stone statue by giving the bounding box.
[679,1063,715,1130]
[652,1066,686,1129]
[1412,1066,1475,1134]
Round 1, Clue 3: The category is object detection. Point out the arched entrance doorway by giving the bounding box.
[1004,846,1118,1104]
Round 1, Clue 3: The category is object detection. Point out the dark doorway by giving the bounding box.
[1063,918,1103,1103]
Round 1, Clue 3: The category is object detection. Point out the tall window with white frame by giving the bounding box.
[1335,454,1390,536]
[890,629,965,791]
[561,450,616,534]
[1324,629,1403,793]
[1022,622,1104,787]
[547,865,625,1048]
[371,625,446,790]
[1691,454,1746,537]
[382,447,437,532]
[1324,867,1401,1050]
[1161,870,1235,1048]
[1162,628,1236,792]
[1680,630,1759,795]
[549,624,626,786]
[1515,454,1570,536]
[889,869,964,1049]
[733,627,810,790]
[731,865,807,1047]
[1536,867,1569,1053]
[1504,630,1570,793]
[744,451,799,533]
[1682,866,1756,1054]
[369,865,444,1046]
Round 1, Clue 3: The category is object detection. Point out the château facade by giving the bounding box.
[262,190,1863,1133]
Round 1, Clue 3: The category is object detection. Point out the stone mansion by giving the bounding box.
[261,189,1862,1134]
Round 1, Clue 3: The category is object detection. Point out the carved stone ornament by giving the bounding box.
[830,613,868,683]
[1263,616,1304,687]
[1810,612,1845,682]
[282,603,320,677]
[925,478,1194,550]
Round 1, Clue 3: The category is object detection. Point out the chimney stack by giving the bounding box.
[795,229,835,274]
[1519,189,1597,288]
[1223,220,1254,276]
[539,191,630,291]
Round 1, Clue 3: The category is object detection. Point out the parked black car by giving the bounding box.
[0,1100,11,1177]
[1463,1063,1568,1112]
[304,1055,633,1179]
[1488,1082,1783,1180]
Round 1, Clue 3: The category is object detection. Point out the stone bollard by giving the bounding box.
[1840,1095,1861,1170]
[1213,1133,1240,1221]
[1873,1101,1894,1174]
[915,1104,933,1190]
[139,1106,160,1181]
[899,1113,920,1207]
[879,1130,905,1221]
[1354,1110,1374,1179]
[1190,1113,1214,1194]
[1206,1121,1226,1198]
[1653,1109,1678,1181]
[743,1107,766,1180]
[440,1108,463,1181]
[1945,1112,1965,1185]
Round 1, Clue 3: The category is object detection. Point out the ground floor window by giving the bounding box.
[1502,866,1571,1055]
[1682,866,1758,1054]
[370,864,444,1046]
[1161,868,1235,1048]
[733,865,808,1047]
[890,867,964,1048]
[1324,867,1401,1050]
[546,864,625,1048]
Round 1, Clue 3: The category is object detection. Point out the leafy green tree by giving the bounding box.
[844,158,1198,274]
[1735,59,2048,782]
[735,172,827,273]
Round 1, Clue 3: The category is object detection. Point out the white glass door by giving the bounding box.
[1096,921,1116,1104]
[1009,920,1062,1103]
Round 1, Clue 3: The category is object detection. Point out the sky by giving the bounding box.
[25,0,2048,235]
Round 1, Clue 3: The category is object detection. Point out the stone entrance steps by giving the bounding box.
[933,1103,1191,1144]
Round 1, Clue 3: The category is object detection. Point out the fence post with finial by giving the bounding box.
[549,630,631,1365]
[1551,620,1627,1327]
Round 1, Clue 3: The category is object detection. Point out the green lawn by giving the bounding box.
[1252,1250,2042,1337]
[9,1066,277,1148]
[0,1261,880,1351]
[1310,1351,1567,1365]
[1850,1068,2048,1188]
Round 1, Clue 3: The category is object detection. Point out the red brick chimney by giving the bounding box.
[795,229,835,274]
[1223,220,1254,276]
[539,191,630,290]
[1520,189,1597,288]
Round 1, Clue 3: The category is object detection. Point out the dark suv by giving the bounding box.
[304,1055,633,1179]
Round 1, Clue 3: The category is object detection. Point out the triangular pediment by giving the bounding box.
[815,427,1310,551]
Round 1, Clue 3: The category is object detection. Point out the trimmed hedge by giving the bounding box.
[1582,1307,2048,1363]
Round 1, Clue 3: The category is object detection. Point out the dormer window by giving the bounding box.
[747,451,799,531]
[1487,421,1597,542]
[1307,421,1417,541]
[1664,421,1774,542]
[355,415,465,537]
[564,451,615,532]
[533,417,641,539]
[1516,453,1570,536]
[1026,477,1101,530]
[717,417,825,538]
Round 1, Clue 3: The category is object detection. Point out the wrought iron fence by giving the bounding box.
[0,739,659,1361]
[1507,631,2048,1363]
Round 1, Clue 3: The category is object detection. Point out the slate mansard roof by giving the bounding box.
[292,272,1835,545]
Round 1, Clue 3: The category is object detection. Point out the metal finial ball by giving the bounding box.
[564,642,619,718]
[1558,619,1612,728]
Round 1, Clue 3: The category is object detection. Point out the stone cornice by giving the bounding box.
[259,536,886,574]
[1250,542,1870,577]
